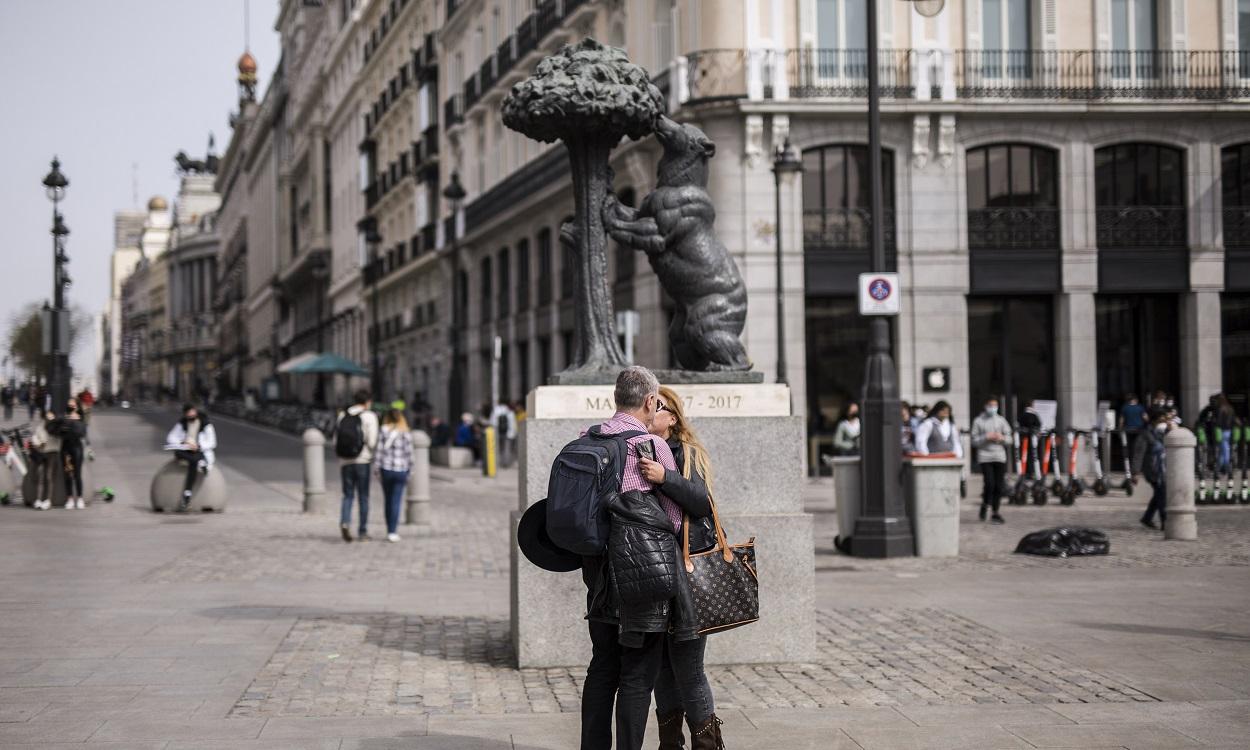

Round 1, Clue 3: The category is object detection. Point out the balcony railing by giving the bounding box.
[444,93,464,127]
[803,208,897,250]
[968,207,1060,250]
[676,48,1250,105]
[1096,206,1187,249]
[1225,206,1250,250]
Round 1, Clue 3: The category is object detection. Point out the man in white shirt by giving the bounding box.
[490,401,518,468]
[336,389,380,542]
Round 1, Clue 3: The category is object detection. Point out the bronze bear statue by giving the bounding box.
[604,115,750,372]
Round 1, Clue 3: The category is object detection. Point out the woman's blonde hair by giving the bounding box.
[658,386,713,492]
[382,408,409,432]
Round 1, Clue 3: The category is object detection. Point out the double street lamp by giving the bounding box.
[772,139,802,386]
[42,157,71,416]
[853,0,944,558]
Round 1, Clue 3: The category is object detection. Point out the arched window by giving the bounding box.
[1222,142,1250,249]
[1094,143,1185,249]
[966,143,1058,249]
[801,144,895,251]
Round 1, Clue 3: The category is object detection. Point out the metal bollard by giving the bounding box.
[1165,426,1197,540]
[482,425,497,478]
[302,427,326,513]
[405,429,431,531]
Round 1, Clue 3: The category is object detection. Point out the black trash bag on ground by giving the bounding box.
[1014,527,1110,557]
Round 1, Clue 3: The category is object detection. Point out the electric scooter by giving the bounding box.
[1119,430,1134,496]
[1012,431,1042,505]
[1061,429,1084,505]
[1034,431,1052,505]
[1222,428,1237,504]
[1239,426,1250,504]
[1195,428,1209,505]
[1089,429,1110,496]
[1212,428,1227,504]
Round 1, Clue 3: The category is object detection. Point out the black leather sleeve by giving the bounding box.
[659,468,711,518]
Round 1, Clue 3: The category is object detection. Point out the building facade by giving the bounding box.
[164,172,221,401]
[190,0,1250,454]
[101,210,146,399]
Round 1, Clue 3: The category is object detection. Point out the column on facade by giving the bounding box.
[1180,140,1225,420]
[1057,143,1098,432]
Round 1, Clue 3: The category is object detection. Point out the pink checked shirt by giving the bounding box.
[593,412,683,533]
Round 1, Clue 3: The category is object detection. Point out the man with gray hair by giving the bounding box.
[580,365,683,750]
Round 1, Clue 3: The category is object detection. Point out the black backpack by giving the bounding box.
[335,412,366,459]
[546,426,644,556]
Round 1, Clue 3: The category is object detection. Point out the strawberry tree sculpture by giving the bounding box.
[502,38,664,381]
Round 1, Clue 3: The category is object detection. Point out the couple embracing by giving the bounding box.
[522,366,732,750]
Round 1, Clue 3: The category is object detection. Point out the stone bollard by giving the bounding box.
[1165,427,1197,540]
[904,457,963,558]
[405,429,431,531]
[302,428,326,514]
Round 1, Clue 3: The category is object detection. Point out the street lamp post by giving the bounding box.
[852,0,944,558]
[359,217,383,401]
[312,257,329,406]
[772,139,802,386]
[43,158,71,416]
[443,172,466,422]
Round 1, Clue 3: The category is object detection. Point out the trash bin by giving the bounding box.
[832,456,861,552]
[904,456,962,557]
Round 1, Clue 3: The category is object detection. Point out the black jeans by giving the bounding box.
[980,461,1006,513]
[653,635,714,727]
[174,449,203,494]
[1143,481,1168,524]
[62,443,84,498]
[581,621,666,750]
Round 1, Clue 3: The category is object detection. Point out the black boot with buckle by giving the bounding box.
[657,708,685,749]
[689,714,724,750]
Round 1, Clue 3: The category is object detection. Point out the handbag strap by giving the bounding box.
[682,493,733,572]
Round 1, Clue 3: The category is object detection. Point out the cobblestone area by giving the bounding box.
[230,607,1156,717]
[142,502,513,582]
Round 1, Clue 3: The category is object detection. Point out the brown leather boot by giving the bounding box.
[657,708,686,749]
[689,714,724,750]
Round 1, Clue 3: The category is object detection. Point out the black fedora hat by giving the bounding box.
[517,499,581,573]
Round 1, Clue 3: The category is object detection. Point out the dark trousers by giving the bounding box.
[980,461,1006,513]
[174,449,203,494]
[340,463,371,532]
[1143,481,1168,524]
[379,468,408,534]
[653,635,714,727]
[63,443,84,498]
[581,621,666,750]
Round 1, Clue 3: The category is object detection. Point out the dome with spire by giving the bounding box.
[148,196,168,212]
[237,50,257,76]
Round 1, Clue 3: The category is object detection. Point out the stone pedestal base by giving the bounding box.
[150,459,228,512]
[431,446,474,468]
[513,384,816,668]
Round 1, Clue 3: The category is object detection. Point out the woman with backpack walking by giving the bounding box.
[640,385,725,749]
[376,409,413,543]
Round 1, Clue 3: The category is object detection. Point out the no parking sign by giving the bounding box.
[858,272,900,316]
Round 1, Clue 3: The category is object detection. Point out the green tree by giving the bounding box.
[7,302,91,378]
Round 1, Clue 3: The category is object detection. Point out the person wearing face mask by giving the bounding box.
[913,401,964,460]
[1140,408,1171,530]
[971,398,1013,523]
[832,402,862,456]
[165,404,218,512]
[51,399,88,509]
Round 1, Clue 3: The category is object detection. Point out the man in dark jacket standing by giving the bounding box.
[579,366,681,750]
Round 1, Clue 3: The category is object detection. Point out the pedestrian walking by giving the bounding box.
[454,412,479,462]
[913,400,964,459]
[29,411,59,510]
[646,385,724,750]
[832,402,861,456]
[1140,408,1170,530]
[335,390,379,542]
[26,385,39,422]
[490,400,518,467]
[376,408,413,543]
[1119,393,1148,485]
[900,401,915,453]
[1,385,13,421]
[164,404,217,512]
[971,397,1012,523]
[54,398,88,509]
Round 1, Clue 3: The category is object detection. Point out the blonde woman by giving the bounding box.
[638,385,724,749]
[376,409,413,543]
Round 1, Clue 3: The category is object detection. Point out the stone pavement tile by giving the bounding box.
[0,672,85,687]
[1118,678,1249,701]
[0,717,107,743]
[0,743,169,750]
[1162,718,1250,746]
[342,737,529,750]
[0,685,143,707]
[167,740,342,750]
[90,716,266,742]
[1047,700,1210,724]
[1189,698,1250,720]
[896,704,1074,726]
[844,725,1032,750]
[259,716,429,739]
[0,701,47,723]
[1003,722,1203,748]
[739,705,911,729]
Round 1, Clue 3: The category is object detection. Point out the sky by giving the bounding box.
[0,0,280,382]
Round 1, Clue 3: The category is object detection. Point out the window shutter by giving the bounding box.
[965,0,981,50]
[1042,0,1058,51]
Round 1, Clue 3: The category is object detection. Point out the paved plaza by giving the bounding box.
[1,407,1248,748]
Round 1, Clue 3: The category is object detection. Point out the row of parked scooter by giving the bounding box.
[1002,429,1129,507]
[1194,427,1250,505]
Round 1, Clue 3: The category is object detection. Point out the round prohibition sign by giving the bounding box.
[867,277,892,301]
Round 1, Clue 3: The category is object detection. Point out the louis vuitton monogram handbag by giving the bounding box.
[682,497,758,636]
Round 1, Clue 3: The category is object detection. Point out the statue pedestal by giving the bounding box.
[513,383,816,667]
